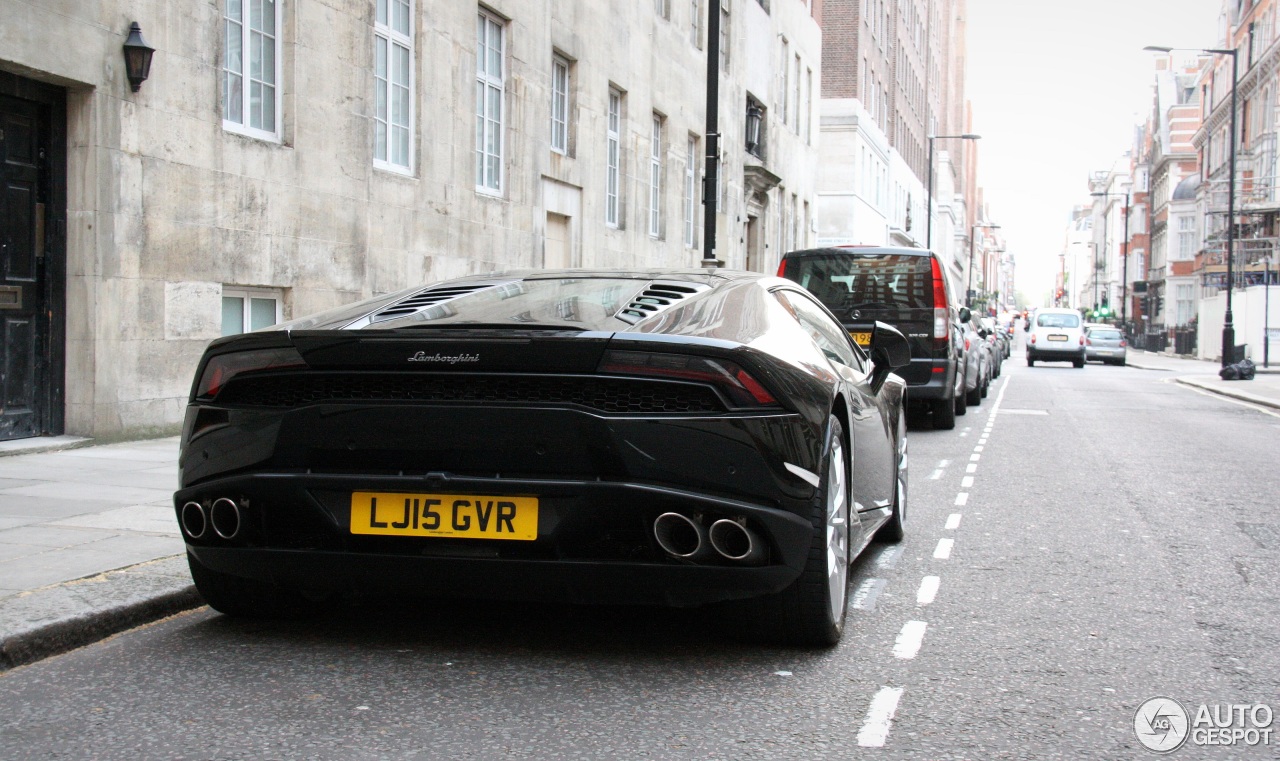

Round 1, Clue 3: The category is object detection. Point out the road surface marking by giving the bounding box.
[955,492,969,506]
[945,513,962,530]
[893,620,928,659]
[857,687,905,747]
[917,576,941,605]
[876,546,904,569]
[851,578,887,610]
[934,538,954,559]
[966,463,978,473]
[969,453,981,461]
[928,469,944,480]
[961,475,974,487]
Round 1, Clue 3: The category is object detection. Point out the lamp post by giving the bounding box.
[968,223,1000,308]
[1147,44,1238,365]
[926,133,980,250]
[1092,190,1130,329]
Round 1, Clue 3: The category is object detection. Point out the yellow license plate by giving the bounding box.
[1048,334,1068,341]
[350,492,538,540]
[850,331,872,346]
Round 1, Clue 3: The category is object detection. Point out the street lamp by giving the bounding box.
[1147,44,1238,365]
[926,133,981,250]
[968,222,1000,308]
[1091,190,1130,329]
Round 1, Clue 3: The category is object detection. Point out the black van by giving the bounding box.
[778,246,971,429]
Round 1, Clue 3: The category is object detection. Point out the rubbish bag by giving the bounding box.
[1219,357,1256,381]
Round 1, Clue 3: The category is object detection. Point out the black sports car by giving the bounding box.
[175,269,910,646]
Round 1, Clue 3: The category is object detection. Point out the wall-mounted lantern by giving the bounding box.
[123,22,155,93]
[745,102,763,157]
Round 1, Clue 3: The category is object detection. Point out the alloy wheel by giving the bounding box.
[826,437,849,623]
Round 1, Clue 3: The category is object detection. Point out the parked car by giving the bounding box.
[1085,325,1127,365]
[778,246,971,430]
[960,318,990,405]
[979,316,1004,378]
[175,269,911,647]
[1026,307,1087,367]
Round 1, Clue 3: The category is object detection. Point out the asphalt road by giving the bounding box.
[1,354,1278,760]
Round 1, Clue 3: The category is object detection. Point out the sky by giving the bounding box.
[964,0,1221,304]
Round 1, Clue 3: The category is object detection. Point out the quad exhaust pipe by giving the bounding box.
[653,512,766,565]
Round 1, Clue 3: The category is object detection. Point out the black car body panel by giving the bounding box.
[176,270,906,609]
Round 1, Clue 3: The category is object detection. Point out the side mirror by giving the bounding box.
[958,306,972,324]
[868,321,911,395]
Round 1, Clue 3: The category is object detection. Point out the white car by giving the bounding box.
[1026,308,1086,368]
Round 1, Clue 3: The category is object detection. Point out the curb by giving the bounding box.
[0,556,205,671]
[1174,376,1280,412]
[0,436,95,459]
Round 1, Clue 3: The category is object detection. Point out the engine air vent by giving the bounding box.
[371,282,507,323]
[615,281,710,325]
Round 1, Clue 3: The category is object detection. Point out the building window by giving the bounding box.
[224,0,282,139]
[1177,216,1197,258]
[690,0,702,47]
[375,0,413,172]
[476,10,505,194]
[719,0,730,71]
[550,54,570,154]
[685,135,698,248]
[778,38,789,126]
[1175,283,1195,326]
[222,288,281,336]
[656,0,670,18]
[606,88,622,227]
[650,115,664,238]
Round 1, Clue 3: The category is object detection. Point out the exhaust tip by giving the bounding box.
[180,501,207,539]
[210,497,241,540]
[709,519,766,565]
[654,512,706,559]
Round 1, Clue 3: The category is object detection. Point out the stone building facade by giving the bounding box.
[0,0,820,441]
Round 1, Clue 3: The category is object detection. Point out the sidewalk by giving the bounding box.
[3,355,1280,670]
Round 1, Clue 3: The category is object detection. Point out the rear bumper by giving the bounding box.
[1028,345,1085,360]
[899,358,954,402]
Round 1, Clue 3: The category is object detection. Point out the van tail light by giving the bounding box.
[196,347,307,400]
[1079,336,1085,346]
[776,260,789,278]
[1030,335,1037,345]
[964,337,971,351]
[599,350,780,408]
[930,257,949,348]
[1120,339,1127,348]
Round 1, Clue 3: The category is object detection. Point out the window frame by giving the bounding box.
[550,53,571,155]
[649,114,664,238]
[223,0,284,141]
[221,286,283,336]
[475,10,506,195]
[606,88,623,228]
[374,0,414,174]
[684,135,698,248]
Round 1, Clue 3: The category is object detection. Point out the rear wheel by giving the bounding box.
[954,385,968,416]
[1073,357,1085,368]
[932,396,956,430]
[1027,357,1035,367]
[738,416,851,647]
[187,552,320,618]
[966,380,982,406]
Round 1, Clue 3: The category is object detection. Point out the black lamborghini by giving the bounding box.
[174,269,910,646]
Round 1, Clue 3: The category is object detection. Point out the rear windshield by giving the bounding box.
[1036,313,1081,328]
[783,252,935,311]
[1088,328,1121,340]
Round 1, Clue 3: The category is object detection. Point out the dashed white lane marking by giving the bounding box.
[917,576,940,605]
[928,469,944,480]
[974,445,984,452]
[893,620,928,659]
[966,463,978,473]
[934,538,954,559]
[876,546,904,569]
[969,453,981,462]
[937,459,951,468]
[945,513,962,530]
[857,687,905,747]
[954,492,969,506]
[851,578,887,610]
[961,476,974,488]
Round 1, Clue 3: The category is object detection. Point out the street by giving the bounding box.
[2,351,1278,760]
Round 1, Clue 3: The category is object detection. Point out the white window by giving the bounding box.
[719,0,730,71]
[375,0,413,172]
[656,0,670,18]
[1175,283,1195,326]
[650,115,664,238]
[222,288,282,336]
[1177,215,1197,258]
[550,54,570,154]
[684,136,698,248]
[224,0,282,140]
[476,11,505,194]
[690,0,702,47]
[793,54,801,130]
[779,38,789,125]
[606,89,622,227]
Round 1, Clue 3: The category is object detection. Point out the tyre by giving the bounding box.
[955,385,968,415]
[876,415,907,543]
[1073,358,1085,368]
[187,551,319,618]
[966,381,982,406]
[932,395,956,430]
[980,377,990,398]
[1027,357,1035,367]
[738,416,851,647]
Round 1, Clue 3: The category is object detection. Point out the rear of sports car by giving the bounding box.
[175,275,831,613]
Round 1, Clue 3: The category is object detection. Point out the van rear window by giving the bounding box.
[783,253,934,311]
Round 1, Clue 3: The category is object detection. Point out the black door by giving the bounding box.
[0,82,62,441]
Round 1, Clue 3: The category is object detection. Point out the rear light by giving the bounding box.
[964,337,971,351]
[1079,336,1085,346]
[1120,340,1127,348]
[599,350,779,408]
[1086,338,1093,346]
[930,258,948,345]
[776,259,788,278]
[196,347,307,400]
[1030,335,1037,345]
